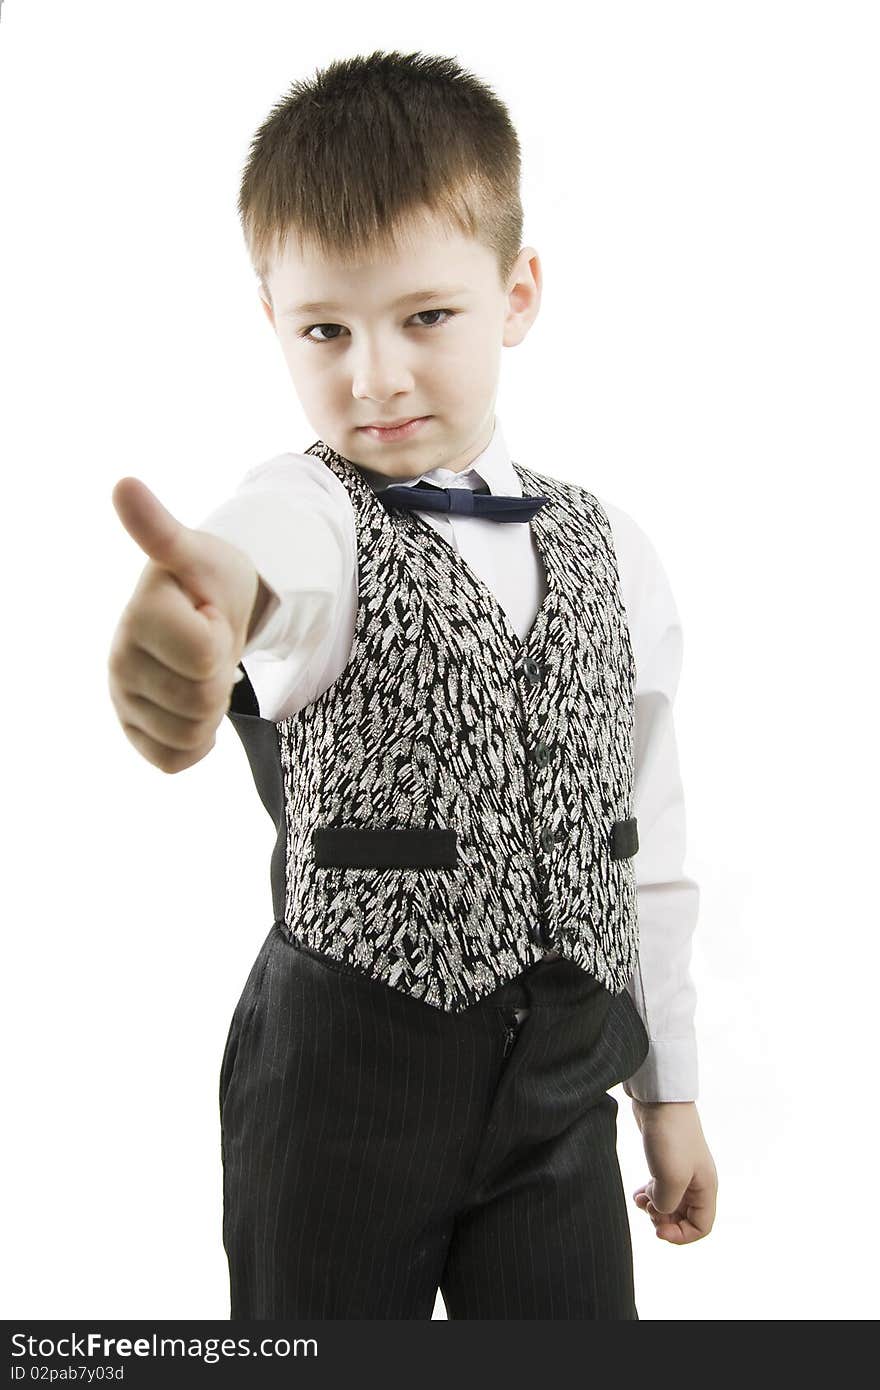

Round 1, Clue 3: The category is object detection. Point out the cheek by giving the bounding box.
[438,346,491,390]
[281,346,329,392]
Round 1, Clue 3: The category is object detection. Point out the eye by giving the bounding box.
[298,308,457,345]
[412,309,454,329]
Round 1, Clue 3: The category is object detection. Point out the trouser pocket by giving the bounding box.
[219,924,277,1118]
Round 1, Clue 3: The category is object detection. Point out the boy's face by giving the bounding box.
[260,211,541,479]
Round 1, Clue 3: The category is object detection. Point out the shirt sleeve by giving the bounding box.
[195,452,354,707]
[602,502,701,1103]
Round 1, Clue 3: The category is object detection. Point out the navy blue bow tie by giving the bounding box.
[378,478,550,523]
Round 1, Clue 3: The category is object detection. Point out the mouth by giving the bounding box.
[357,416,431,442]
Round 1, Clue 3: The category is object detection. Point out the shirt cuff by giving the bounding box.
[241,581,284,656]
[622,1037,699,1103]
[197,489,347,662]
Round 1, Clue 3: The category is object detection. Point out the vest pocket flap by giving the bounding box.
[313,826,459,868]
[610,817,639,860]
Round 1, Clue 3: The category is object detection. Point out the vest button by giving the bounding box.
[540,825,556,851]
[529,922,545,946]
[523,656,542,685]
[535,740,552,766]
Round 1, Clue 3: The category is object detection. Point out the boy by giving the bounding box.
[108,50,717,1319]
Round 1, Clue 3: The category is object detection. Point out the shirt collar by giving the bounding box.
[357,416,521,498]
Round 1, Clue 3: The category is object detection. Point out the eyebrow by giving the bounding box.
[281,286,470,317]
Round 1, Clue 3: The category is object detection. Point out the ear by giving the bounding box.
[260,294,276,331]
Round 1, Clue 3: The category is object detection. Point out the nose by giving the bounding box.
[351,343,414,403]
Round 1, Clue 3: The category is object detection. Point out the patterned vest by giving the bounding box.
[226,439,640,1013]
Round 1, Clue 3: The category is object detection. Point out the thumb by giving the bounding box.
[647,1177,686,1215]
[112,476,210,606]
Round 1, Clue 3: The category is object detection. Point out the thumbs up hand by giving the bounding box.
[108,477,266,773]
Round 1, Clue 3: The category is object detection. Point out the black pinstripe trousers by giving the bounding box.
[219,920,651,1320]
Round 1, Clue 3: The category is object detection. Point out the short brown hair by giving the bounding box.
[237,50,524,305]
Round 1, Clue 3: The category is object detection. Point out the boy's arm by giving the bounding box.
[612,513,700,1104]
[194,453,355,717]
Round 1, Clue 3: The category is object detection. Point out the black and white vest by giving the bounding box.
[227,439,640,1013]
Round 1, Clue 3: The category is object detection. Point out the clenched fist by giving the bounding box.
[108,477,270,773]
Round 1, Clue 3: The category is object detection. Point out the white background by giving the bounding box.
[1,0,877,1322]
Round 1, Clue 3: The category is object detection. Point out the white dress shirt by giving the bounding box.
[198,418,700,1103]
